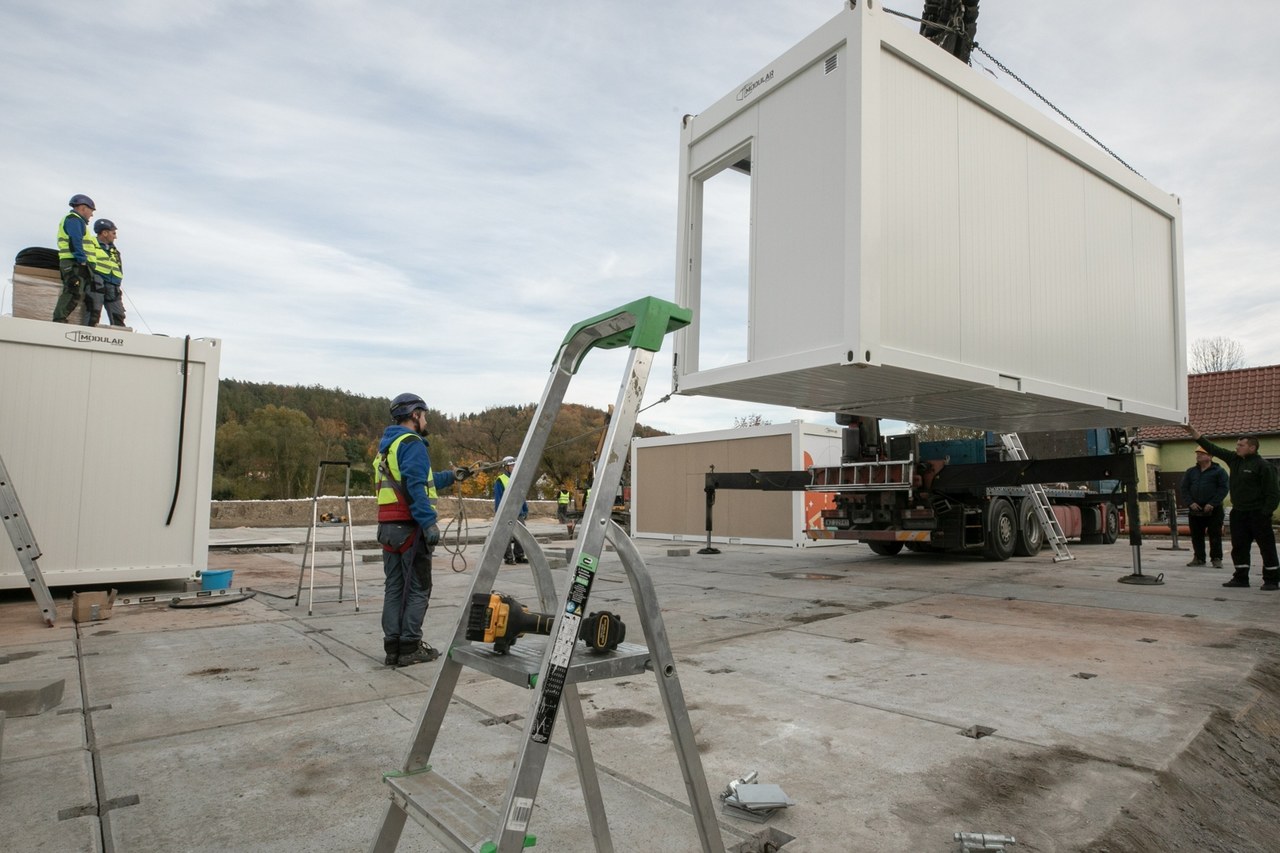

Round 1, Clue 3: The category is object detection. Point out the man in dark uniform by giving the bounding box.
[1186,425,1280,590]
[1179,448,1228,568]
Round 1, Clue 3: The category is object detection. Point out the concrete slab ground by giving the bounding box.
[2,531,1278,852]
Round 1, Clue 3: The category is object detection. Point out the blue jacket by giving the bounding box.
[377,426,456,529]
[493,473,528,517]
[1179,461,1228,508]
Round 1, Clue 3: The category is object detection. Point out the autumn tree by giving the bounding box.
[245,405,321,499]
[1189,336,1245,374]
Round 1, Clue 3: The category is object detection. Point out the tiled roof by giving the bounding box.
[1138,364,1280,441]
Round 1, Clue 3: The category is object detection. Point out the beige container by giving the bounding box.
[11,264,88,325]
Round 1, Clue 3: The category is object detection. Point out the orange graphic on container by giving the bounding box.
[803,451,835,533]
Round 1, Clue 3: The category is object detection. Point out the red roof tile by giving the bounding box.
[1138,364,1280,441]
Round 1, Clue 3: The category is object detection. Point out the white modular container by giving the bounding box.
[673,1,1185,432]
[631,421,843,548]
[0,317,221,589]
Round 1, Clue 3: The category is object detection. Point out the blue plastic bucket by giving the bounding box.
[201,569,234,591]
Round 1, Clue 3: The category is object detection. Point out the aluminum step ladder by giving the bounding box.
[295,460,360,615]
[369,297,725,853]
[999,433,1074,562]
[0,451,57,627]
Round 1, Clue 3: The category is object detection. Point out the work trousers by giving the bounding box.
[85,281,126,327]
[1187,507,1224,562]
[379,522,433,644]
[53,259,92,323]
[1229,510,1279,575]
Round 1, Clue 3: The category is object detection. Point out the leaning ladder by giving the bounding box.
[0,451,57,627]
[999,433,1074,562]
[369,297,726,853]
[295,460,360,615]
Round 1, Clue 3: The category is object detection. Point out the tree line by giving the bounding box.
[213,380,667,501]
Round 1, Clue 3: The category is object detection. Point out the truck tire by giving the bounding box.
[1101,503,1119,544]
[982,498,1016,561]
[867,541,904,556]
[1013,498,1044,557]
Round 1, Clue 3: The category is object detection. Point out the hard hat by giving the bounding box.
[68,194,96,210]
[502,456,516,466]
[389,392,427,421]
[94,219,117,234]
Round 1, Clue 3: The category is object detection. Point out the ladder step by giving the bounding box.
[451,640,653,689]
[387,769,499,852]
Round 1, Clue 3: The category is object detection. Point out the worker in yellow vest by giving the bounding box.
[494,456,529,564]
[556,486,571,524]
[53,194,97,323]
[85,218,126,327]
[374,393,472,667]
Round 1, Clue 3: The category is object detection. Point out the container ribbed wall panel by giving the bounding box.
[0,317,220,589]
[673,2,1185,431]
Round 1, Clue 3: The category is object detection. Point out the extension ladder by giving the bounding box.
[369,297,726,853]
[295,460,360,615]
[0,451,57,627]
[999,433,1074,562]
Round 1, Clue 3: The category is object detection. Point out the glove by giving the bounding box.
[518,510,528,522]
[425,524,441,547]
[453,466,472,482]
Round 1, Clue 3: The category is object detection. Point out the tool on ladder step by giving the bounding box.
[466,592,626,655]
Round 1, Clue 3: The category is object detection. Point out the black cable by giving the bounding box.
[164,335,191,526]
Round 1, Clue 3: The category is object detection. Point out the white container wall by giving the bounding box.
[0,317,220,589]
[631,421,843,548]
[673,1,1186,432]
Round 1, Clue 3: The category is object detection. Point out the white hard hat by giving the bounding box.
[502,456,516,466]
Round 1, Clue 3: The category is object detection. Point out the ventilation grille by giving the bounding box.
[824,53,838,74]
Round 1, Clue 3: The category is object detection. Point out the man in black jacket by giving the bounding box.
[1179,449,1228,568]
[1186,426,1280,590]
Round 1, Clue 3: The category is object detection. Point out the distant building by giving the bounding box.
[1137,365,1280,521]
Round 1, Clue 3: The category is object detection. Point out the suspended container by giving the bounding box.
[672,1,1186,432]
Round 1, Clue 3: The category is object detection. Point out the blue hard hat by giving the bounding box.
[390,392,427,421]
[69,194,96,210]
[94,219,117,234]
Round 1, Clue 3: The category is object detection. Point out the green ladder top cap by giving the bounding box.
[559,296,691,372]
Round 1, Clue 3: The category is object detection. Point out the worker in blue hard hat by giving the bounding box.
[373,393,473,667]
[52,194,97,323]
[84,218,127,327]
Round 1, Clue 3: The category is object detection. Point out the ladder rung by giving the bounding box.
[451,640,653,689]
[387,770,499,851]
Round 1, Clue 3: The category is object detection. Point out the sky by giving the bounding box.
[2,1,1276,437]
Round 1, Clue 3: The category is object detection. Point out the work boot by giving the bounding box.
[1211,559,1223,568]
[397,641,441,667]
[383,639,400,667]
[1261,568,1280,592]
[1223,569,1250,588]
[1186,558,1205,567]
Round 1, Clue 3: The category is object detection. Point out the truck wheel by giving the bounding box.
[1101,504,1119,544]
[1013,499,1044,557]
[867,541,904,556]
[982,498,1016,561]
